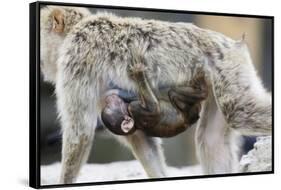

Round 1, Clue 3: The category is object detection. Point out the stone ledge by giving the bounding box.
[239,136,272,172]
[41,136,272,185]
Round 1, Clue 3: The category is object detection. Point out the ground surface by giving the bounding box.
[41,161,202,185]
[41,136,272,185]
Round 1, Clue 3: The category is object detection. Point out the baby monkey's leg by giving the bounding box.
[169,74,208,125]
[168,86,207,125]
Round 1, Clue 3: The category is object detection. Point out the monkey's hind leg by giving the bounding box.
[195,91,240,174]
[210,42,272,136]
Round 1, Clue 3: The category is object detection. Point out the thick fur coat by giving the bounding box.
[40,6,271,183]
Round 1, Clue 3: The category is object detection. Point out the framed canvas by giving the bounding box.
[29,1,274,188]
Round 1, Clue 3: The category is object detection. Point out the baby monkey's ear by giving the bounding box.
[51,9,65,33]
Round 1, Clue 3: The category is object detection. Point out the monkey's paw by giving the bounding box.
[127,63,147,78]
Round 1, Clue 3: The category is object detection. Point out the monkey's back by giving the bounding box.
[59,13,235,93]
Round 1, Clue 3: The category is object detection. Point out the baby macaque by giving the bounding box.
[101,64,208,137]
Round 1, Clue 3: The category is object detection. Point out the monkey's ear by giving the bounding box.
[51,9,65,33]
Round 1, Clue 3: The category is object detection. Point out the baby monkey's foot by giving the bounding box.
[168,86,208,125]
[128,62,147,79]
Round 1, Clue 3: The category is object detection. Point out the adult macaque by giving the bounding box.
[40,6,272,183]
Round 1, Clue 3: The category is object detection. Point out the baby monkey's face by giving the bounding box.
[101,94,136,135]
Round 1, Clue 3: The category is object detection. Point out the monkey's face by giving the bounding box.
[101,94,136,135]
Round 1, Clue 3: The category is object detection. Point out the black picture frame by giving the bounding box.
[29,1,274,189]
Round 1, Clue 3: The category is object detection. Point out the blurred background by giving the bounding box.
[40,6,272,167]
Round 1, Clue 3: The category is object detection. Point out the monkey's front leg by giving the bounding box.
[56,79,96,184]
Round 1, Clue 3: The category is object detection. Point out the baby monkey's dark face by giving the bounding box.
[101,94,136,135]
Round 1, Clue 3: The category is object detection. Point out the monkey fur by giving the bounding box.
[40,6,272,183]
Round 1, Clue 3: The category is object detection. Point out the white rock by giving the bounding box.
[40,136,272,185]
[41,160,202,185]
[239,136,272,172]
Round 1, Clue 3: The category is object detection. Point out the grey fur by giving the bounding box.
[40,6,272,183]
